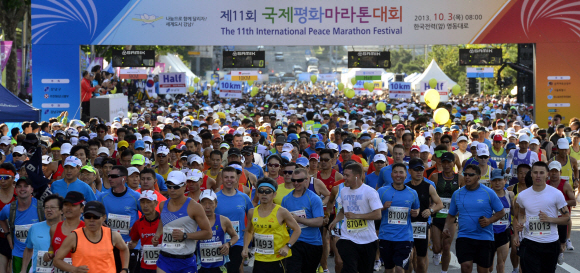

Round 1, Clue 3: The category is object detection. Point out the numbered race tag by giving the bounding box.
[254,233,275,255]
[36,251,53,272]
[225,221,239,241]
[480,179,490,188]
[528,216,551,236]
[562,176,570,185]
[14,224,32,243]
[54,258,72,273]
[440,198,451,214]
[162,227,185,249]
[346,219,368,233]
[388,206,409,225]
[107,213,131,235]
[142,245,160,265]
[412,222,427,239]
[199,242,224,263]
[493,208,510,226]
[291,210,307,229]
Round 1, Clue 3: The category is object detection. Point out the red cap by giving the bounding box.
[227,128,236,135]
[152,127,162,133]
[410,145,420,152]
[309,153,320,161]
[296,120,303,126]
[393,124,405,132]
[493,134,503,141]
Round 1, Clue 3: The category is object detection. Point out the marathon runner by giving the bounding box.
[489,169,514,273]
[129,190,161,273]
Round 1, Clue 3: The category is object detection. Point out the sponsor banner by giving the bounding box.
[318,74,338,82]
[231,71,258,81]
[119,69,148,79]
[158,72,186,94]
[389,82,412,99]
[466,67,494,78]
[0,41,12,72]
[219,81,243,98]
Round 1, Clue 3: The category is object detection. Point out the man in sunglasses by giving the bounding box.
[475,145,493,188]
[243,146,265,180]
[98,165,142,273]
[463,143,499,172]
[273,162,297,205]
[281,168,325,273]
[443,164,505,273]
[506,135,538,185]
[51,156,97,202]
[430,152,465,270]
[152,171,212,273]
[155,146,174,182]
[490,134,508,165]
[53,201,129,273]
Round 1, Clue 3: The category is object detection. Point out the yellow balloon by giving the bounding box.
[452,84,461,95]
[338,83,345,91]
[217,112,225,119]
[110,87,117,94]
[424,89,440,110]
[203,90,209,96]
[351,78,357,86]
[210,80,216,86]
[194,77,200,84]
[247,80,254,86]
[434,108,450,124]
[376,102,386,111]
[252,87,259,93]
[188,86,195,93]
[429,78,438,89]
[368,83,375,92]
[346,89,355,98]
[311,75,317,83]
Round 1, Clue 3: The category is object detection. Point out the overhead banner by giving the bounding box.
[419,80,448,102]
[231,71,258,81]
[119,69,147,79]
[219,81,243,98]
[467,67,494,78]
[318,74,338,82]
[158,72,186,94]
[389,82,411,99]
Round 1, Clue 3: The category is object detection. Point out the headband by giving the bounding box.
[0,169,15,176]
[257,183,277,192]
[51,147,60,151]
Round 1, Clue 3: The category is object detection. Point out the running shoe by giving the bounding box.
[558,253,564,265]
[374,260,381,271]
[433,253,441,266]
[567,239,574,251]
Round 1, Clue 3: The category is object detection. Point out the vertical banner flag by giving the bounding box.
[158,72,186,94]
[145,74,155,97]
[0,41,13,72]
[389,82,412,99]
[219,81,242,98]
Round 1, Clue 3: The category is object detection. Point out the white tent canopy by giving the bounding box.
[411,59,457,91]
[158,54,197,86]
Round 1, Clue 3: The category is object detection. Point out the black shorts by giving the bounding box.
[253,259,287,273]
[227,245,243,273]
[374,219,382,231]
[520,239,560,273]
[379,240,413,270]
[558,225,568,243]
[413,224,430,257]
[321,213,336,234]
[337,239,378,273]
[455,237,495,268]
[432,217,457,231]
[0,236,11,259]
[199,266,227,273]
[286,241,323,273]
[494,229,511,250]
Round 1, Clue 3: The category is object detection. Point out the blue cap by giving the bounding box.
[490,169,504,181]
[192,120,201,127]
[433,127,443,134]
[450,125,460,131]
[287,133,299,143]
[315,141,325,149]
[506,143,517,150]
[310,135,319,140]
[408,158,424,170]
[296,157,309,167]
[134,140,145,150]
[260,132,268,139]
[232,121,239,127]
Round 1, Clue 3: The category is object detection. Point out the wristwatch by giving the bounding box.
[121,268,130,273]
[429,208,434,214]
[182,233,188,240]
[227,242,232,247]
[286,243,292,249]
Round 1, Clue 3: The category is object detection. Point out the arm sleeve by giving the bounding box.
[312,196,324,218]
[368,188,383,211]
[506,150,515,169]
[0,204,9,220]
[156,174,167,191]
[129,221,140,241]
[448,191,459,216]
[376,168,385,188]
[25,226,34,248]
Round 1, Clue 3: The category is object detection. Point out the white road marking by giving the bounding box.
[559,263,580,273]
[449,251,460,269]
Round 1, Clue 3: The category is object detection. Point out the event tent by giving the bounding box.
[410,59,457,91]
[0,84,41,122]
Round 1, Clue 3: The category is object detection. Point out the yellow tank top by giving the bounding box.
[273,184,294,205]
[570,145,580,162]
[206,168,221,180]
[560,156,573,187]
[252,205,291,262]
[479,166,492,188]
[155,167,173,181]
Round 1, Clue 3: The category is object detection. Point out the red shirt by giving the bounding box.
[130,213,161,270]
[52,221,85,258]
[0,192,15,238]
[81,78,96,102]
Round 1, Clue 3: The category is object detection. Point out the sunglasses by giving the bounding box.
[167,184,183,190]
[441,141,450,144]
[83,214,101,220]
[13,153,23,157]
[291,178,306,183]
[375,161,386,164]
[258,188,274,195]
[463,172,477,177]
[493,141,502,144]
[283,170,294,175]
[478,156,489,159]
[107,174,121,179]
[268,163,280,168]
[320,158,332,162]
[0,175,12,180]
[251,134,260,137]
[411,167,425,172]
[243,152,253,156]
[157,154,167,158]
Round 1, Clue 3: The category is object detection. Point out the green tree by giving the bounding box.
[0,0,30,94]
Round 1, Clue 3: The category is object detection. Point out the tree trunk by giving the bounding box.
[3,20,19,94]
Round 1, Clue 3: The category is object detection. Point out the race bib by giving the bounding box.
[528,216,550,236]
[199,242,224,263]
[480,179,490,188]
[562,176,570,185]
[346,219,368,232]
[107,213,131,235]
[162,227,185,249]
[142,245,160,265]
[440,198,451,214]
[14,224,32,243]
[291,210,307,229]
[493,208,510,226]
[388,206,409,225]
[36,251,53,272]
[225,221,239,241]
[254,233,274,255]
[412,222,427,239]
[54,258,72,273]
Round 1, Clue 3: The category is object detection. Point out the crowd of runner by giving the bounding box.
[0,86,579,273]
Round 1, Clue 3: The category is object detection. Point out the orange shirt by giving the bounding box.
[72,227,116,272]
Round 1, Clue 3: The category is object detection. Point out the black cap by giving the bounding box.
[241,146,254,154]
[64,191,85,205]
[440,152,455,162]
[275,135,286,145]
[408,158,425,170]
[342,160,358,168]
[228,147,241,156]
[23,133,38,144]
[83,201,106,217]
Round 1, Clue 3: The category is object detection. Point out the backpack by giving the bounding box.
[8,199,45,238]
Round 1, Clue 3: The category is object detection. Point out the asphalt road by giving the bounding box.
[242,208,580,273]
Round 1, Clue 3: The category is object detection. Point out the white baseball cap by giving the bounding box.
[59,143,72,155]
[128,167,140,176]
[200,189,217,201]
[548,160,562,171]
[477,144,490,157]
[557,138,569,149]
[457,136,468,143]
[97,147,110,156]
[103,135,114,142]
[42,155,52,165]
[243,136,253,143]
[420,144,430,153]
[373,154,387,163]
[342,144,353,153]
[282,143,294,153]
[13,146,26,155]
[519,134,530,143]
[187,154,203,165]
[166,171,187,186]
[186,169,203,181]
[530,139,540,145]
[157,146,170,155]
[0,136,10,145]
[377,142,388,153]
[63,156,82,167]
[327,143,339,152]
[139,190,158,201]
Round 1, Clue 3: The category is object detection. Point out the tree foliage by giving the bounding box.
[0,0,30,94]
